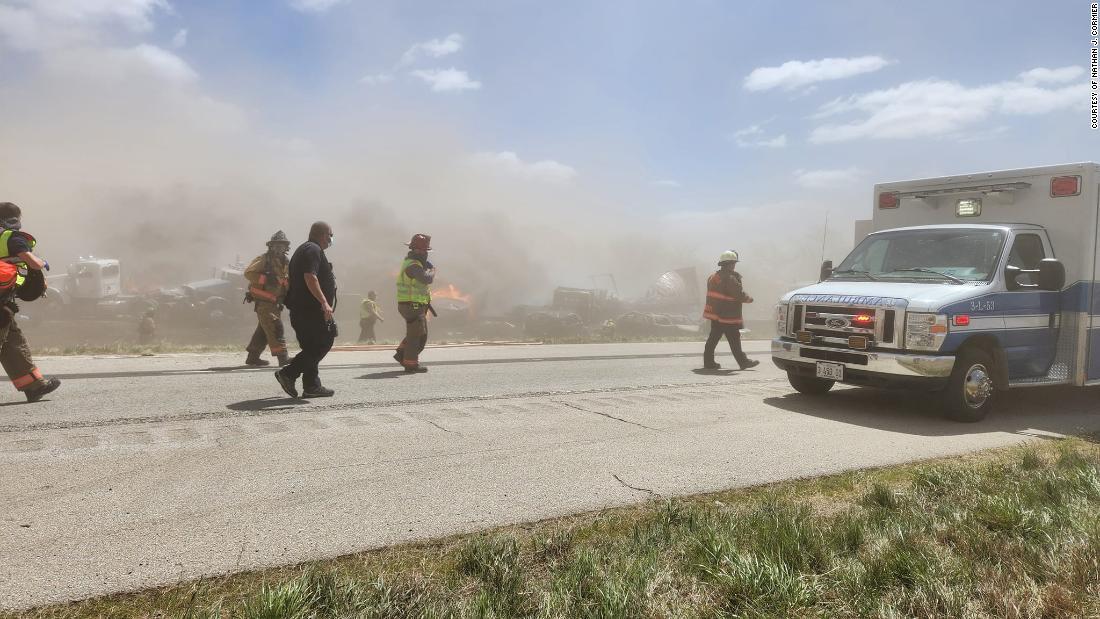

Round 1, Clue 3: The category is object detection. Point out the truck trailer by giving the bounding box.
[772,162,1098,421]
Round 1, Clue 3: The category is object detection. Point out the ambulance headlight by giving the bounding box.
[905,313,948,351]
[775,302,789,336]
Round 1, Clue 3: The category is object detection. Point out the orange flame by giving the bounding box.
[434,283,472,304]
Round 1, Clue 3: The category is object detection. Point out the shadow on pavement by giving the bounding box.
[763,385,1100,438]
[207,365,266,372]
[358,370,409,380]
[691,368,737,375]
[226,397,303,411]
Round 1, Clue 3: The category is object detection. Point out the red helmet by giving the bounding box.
[406,234,432,252]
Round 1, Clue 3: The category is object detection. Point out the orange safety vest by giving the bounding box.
[702,270,746,326]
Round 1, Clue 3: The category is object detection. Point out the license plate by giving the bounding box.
[816,361,844,381]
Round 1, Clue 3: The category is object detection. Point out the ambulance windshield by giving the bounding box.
[835,228,1006,283]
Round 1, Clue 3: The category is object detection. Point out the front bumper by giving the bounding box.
[771,338,954,389]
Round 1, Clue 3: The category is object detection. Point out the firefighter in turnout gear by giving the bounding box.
[702,250,759,370]
[394,234,434,373]
[0,202,60,402]
[244,230,291,366]
[358,290,383,343]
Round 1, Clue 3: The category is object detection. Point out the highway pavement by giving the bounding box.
[2,340,1099,608]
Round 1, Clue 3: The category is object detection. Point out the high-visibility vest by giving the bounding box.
[396,258,431,304]
[0,229,35,289]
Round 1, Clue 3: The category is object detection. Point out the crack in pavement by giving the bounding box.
[553,400,660,431]
[421,419,456,434]
[612,474,660,498]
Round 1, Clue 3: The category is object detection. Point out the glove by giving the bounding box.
[42,260,49,272]
[326,320,339,338]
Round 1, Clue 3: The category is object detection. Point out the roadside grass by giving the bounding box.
[11,438,1100,618]
[35,342,243,357]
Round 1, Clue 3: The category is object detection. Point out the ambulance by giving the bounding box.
[771,163,1099,421]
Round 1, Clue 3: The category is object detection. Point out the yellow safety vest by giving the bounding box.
[0,229,34,288]
[396,258,431,304]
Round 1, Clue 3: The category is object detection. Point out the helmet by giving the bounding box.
[718,250,739,265]
[16,269,46,302]
[267,230,289,246]
[406,234,432,252]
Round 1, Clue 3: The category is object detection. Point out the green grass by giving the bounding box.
[10,438,1100,618]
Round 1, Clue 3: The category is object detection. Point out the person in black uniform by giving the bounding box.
[0,202,60,402]
[275,221,337,398]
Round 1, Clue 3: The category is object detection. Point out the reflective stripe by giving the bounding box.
[396,258,431,304]
[706,290,739,302]
[250,287,278,302]
[269,345,286,355]
[12,367,42,389]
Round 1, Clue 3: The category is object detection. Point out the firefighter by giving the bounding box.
[243,230,291,367]
[702,250,760,370]
[393,234,434,373]
[358,290,383,343]
[137,308,157,345]
[0,202,60,402]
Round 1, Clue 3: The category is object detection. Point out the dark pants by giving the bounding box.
[284,309,334,389]
[395,302,428,368]
[0,315,43,391]
[358,317,377,343]
[703,320,749,367]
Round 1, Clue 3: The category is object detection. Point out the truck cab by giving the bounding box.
[772,163,1097,421]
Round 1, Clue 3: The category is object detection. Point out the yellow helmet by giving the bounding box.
[718,250,739,265]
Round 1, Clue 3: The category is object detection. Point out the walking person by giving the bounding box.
[244,231,291,367]
[275,222,337,398]
[702,250,759,370]
[358,290,383,343]
[0,202,60,402]
[393,234,434,373]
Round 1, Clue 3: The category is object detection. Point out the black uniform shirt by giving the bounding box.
[286,241,336,313]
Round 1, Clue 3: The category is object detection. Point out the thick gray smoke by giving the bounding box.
[0,3,860,323]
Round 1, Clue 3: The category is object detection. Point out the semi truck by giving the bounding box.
[772,162,1097,421]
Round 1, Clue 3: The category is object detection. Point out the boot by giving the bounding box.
[302,384,335,397]
[245,352,270,367]
[25,377,61,403]
[393,349,405,366]
[703,361,722,370]
[739,359,760,370]
[277,352,290,367]
[404,365,428,373]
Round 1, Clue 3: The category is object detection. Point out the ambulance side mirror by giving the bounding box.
[819,260,833,282]
[1038,259,1065,291]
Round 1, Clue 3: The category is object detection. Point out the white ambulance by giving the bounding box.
[772,162,1098,421]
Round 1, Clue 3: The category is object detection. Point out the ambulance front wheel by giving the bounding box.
[943,348,995,422]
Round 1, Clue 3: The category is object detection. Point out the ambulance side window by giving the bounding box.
[1007,234,1045,286]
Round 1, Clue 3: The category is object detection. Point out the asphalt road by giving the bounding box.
[2,340,1099,609]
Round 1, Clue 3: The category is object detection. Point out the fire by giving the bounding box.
[434,283,472,304]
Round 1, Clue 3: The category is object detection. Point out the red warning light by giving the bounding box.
[952,315,970,327]
[852,314,874,325]
[1051,176,1080,197]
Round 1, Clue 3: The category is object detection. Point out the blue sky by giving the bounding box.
[0,0,1095,300]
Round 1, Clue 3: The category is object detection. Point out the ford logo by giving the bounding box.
[826,317,850,329]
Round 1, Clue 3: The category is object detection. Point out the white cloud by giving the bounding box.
[744,56,891,92]
[732,125,787,148]
[1018,66,1085,84]
[360,73,393,86]
[470,151,577,183]
[400,33,463,66]
[794,168,864,189]
[287,0,347,13]
[652,179,681,188]
[0,0,170,50]
[171,27,186,48]
[810,69,1086,143]
[48,43,198,85]
[411,68,481,92]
